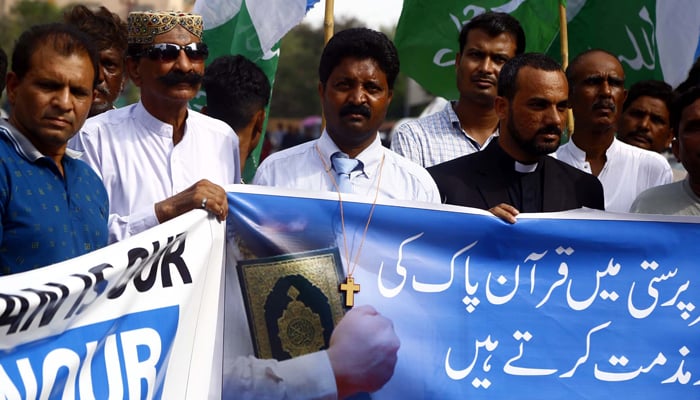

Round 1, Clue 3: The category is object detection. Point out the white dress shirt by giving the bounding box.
[254,130,440,204]
[555,137,672,212]
[70,101,241,242]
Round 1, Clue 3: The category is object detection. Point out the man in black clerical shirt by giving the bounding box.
[428,53,604,223]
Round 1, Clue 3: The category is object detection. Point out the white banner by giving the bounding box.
[0,210,225,399]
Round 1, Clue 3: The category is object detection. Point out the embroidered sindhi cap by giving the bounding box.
[127,10,203,44]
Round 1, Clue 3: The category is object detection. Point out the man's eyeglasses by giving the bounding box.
[139,42,209,62]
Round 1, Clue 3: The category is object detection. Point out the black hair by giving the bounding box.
[671,86,700,137]
[458,11,525,55]
[498,53,563,100]
[318,27,399,90]
[64,5,128,54]
[12,23,100,88]
[202,55,271,131]
[622,79,673,113]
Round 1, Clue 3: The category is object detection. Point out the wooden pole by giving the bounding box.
[321,0,335,129]
[559,3,575,137]
[324,0,335,45]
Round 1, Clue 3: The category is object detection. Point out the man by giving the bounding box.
[254,28,440,203]
[618,80,674,153]
[70,10,240,243]
[428,53,604,223]
[556,49,672,212]
[64,5,128,117]
[202,54,269,173]
[617,79,685,181]
[0,23,108,275]
[630,86,700,215]
[250,27,429,398]
[390,11,525,167]
[75,14,395,399]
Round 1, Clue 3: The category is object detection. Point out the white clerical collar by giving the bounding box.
[515,161,538,173]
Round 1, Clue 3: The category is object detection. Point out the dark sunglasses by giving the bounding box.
[139,42,209,62]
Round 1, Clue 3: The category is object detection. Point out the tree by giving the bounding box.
[0,1,64,55]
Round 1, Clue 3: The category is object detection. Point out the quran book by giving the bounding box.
[237,248,346,360]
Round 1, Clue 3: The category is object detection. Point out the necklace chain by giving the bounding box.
[315,144,384,278]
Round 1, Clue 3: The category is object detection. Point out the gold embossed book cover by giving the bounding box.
[237,248,346,360]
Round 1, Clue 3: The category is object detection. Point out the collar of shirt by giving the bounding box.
[447,100,500,147]
[515,161,538,173]
[0,118,52,162]
[316,129,384,180]
[133,100,189,139]
[564,135,620,161]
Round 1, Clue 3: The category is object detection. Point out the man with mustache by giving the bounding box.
[617,80,685,181]
[70,11,240,242]
[249,28,434,398]
[630,86,700,215]
[64,5,128,117]
[0,23,108,274]
[391,11,524,167]
[429,53,604,223]
[254,28,439,203]
[618,80,674,154]
[556,49,671,212]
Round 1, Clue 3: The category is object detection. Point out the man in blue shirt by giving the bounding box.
[0,23,108,275]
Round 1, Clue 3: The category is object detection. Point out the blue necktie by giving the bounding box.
[331,152,360,193]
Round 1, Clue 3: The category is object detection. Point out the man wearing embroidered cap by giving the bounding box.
[70,10,240,243]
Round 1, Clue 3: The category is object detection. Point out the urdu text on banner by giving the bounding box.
[226,185,700,399]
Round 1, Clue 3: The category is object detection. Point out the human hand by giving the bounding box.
[154,179,228,223]
[327,305,400,399]
[489,203,519,224]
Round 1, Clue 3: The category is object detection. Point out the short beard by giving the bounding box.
[507,115,561,156]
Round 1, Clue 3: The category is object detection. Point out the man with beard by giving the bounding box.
[254,28,439,203]
[556,49,671,212]
[391,11,524,167]
[64,5,128,117]
[428,53,604,223]
[70,10,240,242]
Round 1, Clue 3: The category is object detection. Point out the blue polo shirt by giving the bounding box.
[0,119,109,275]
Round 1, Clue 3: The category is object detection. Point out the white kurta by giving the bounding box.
[555,138,672,212]
[70,101,241,242]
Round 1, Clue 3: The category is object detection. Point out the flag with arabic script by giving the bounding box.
[396,0,700,100]
[395,0,561,100]
[191,0,321,181]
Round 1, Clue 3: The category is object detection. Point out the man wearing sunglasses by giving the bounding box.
[70,11,240,243]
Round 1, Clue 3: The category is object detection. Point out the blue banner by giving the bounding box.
[227,187,700,398]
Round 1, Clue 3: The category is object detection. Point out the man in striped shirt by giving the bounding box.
[391,11,525,167]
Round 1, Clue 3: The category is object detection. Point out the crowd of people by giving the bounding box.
[0,5,699,399]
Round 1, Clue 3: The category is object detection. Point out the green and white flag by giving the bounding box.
[548,0,700,88]
[191,0,320,181]
[395,0,562,100]
[396,0,700,100]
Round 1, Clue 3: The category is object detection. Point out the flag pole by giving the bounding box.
[324,0,335,44]
[559,2,574,136]
[322,0,335,129]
